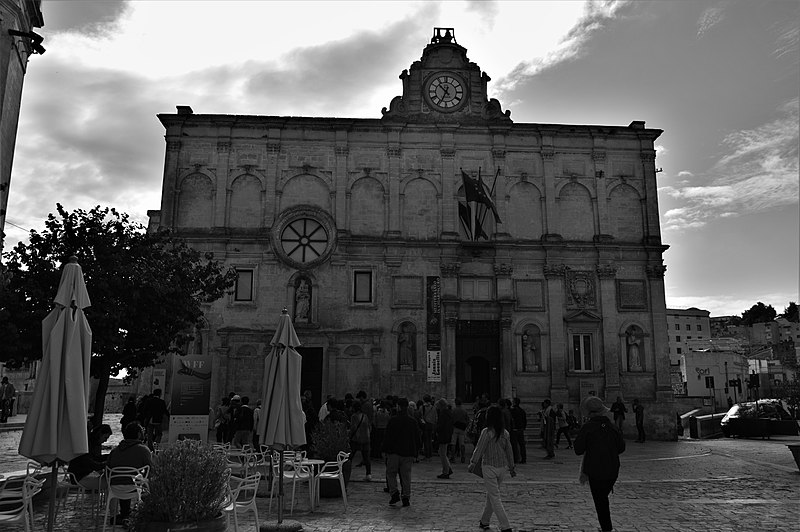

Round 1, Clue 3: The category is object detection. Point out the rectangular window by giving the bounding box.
[353,271,373,303]
[234,269,253,301]
[572,334,592,371]
[697,325,702,331]
[676,335,681,342]
[677,347,682,354]
[686,324,691,330]
[460,278,492,301]
[687,336,692,340]
[674,324,680,330]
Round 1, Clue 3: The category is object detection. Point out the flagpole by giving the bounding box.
[478,167,502,236]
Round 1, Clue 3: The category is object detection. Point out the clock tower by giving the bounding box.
[381,27,512,124]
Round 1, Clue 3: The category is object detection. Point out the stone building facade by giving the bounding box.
[150,29,676,438]
[0,0,42,254]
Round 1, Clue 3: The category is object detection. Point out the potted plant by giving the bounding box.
[129,440,230,532]
[310,421,351,498]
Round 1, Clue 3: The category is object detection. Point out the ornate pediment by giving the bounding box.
[563,310,602,323]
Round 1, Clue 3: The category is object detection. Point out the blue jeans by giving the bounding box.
[385,454,413,498]
[480,464,511,529]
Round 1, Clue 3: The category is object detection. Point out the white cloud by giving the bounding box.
[677,171,694,178]
[696,2,726,38]
[662,98,799,232]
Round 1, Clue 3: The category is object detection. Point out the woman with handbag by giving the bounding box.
[468,405,517,532]
[349,401,372,481]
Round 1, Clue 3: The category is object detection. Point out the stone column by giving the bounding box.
[597,263,621,396]
[335,144,349,232]
[161,139,181,227]
[264,140,281,226]
[387,128,402,236]
[544,263,567,396]
[440,146,456,238]
[492,147,510,239]
[641,151,662,244]
[541,147,557,236]
[215,141,231,227]
[440,261,461,399]
[647,264,673,399]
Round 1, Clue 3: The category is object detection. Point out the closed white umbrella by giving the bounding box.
[257,309,306,524]
[18,256,92,532]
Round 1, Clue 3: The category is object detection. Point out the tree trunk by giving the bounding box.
[91,359,111,428]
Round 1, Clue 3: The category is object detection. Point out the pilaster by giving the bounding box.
[647,263,672,395]
[543,263,567,392]
[641,151,661,243]
[387,128,402,236]
[214,141,231,227]
[161,139,181,227]
[541,147,557,235]
[264,139,281,226]
[335,141,349,231]
[440,132,456,237]
[597,263,621,394]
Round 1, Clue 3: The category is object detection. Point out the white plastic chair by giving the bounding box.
[102,465,149,532]
[223,473,261,531]
[314,450,349,511]
[269,455,314,515]
[0,475,45,532]
[56,465,87,516]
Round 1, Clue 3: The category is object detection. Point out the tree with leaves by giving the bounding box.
[741,302,777,326]
[0,204,236,425]
[780,302,799,323]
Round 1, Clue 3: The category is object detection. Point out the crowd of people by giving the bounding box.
[60,387,640,531]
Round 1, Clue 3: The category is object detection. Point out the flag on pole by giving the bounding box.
[458,201,488,241]
[461,169,501,223]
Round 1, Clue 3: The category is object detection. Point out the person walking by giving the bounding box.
[383,397,420,507]
[509,397,527,463]
[632,398,646,443]
[231,395,254,449]
[142,388,169,450]
[469,405,516,532]
[213,397,230,443]
[349,401,373,481]
[420,395,437,459]
[372,400,390,459]
[434,398,454,479]
[574,397,626,532]
[610,396,627,435]
[554,403,572,449]
[450,397,469,463]
[0,377,15,422]
[542,399,556,459]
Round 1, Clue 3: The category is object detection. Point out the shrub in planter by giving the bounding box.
[129,440,230,532]
[310,421,351,498]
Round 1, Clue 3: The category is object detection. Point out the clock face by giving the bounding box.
[427,74,465,110]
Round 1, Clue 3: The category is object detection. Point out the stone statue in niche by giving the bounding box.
[626,327,642,371]
[522,329,541,372]
[398,323,416,370]
[294,278,311,323]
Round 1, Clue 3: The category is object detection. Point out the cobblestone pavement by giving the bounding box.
[3,417,798,532]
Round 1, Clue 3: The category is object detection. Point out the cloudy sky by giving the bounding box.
[5,0,798,318]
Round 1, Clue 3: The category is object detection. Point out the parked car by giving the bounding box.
[720,399,799,438]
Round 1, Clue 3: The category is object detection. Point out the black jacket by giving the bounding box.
[382,412,420,457]
[574,415,625,481]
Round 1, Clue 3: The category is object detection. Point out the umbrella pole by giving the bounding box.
[47,463,57,532]
[278,451,284,524]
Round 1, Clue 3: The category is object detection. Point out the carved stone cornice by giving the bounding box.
[492,149,506,160]
[493,263,513,277]
[440,147,456,159]
[217,142,231,153]
[266,142,281,154]
[440,262,461,277]
[543,263,566,279]
[387,147,401,158]
[167,140,182,152]
[640,151,656,162]
[646,264,667,278]
[541,149,555,160]
[596,263,618,279]
[335,146,349,157]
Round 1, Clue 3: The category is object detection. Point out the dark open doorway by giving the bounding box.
[455,320,500,402]
[297,346,323,411]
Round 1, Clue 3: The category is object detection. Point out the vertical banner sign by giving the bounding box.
[168,354,213,443]
[426,276,442,382]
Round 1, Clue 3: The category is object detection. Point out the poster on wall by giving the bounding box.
[168,354,213,444]
[427,350,442,382]
[151,369,166,392]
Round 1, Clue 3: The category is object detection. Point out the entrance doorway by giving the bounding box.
[455,320,500,401]
[297,346,323,411]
